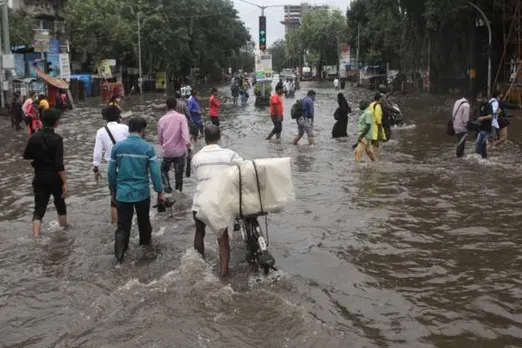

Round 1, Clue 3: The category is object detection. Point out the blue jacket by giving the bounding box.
[108,134,163,203]
[302,97,314,120]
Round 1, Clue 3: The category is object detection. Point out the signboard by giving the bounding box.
[33,29,50,53]
[59,53,71,79]
[339,43,351,77]
[255,54,273,82]
[155,71,167,90]
[97,59,113,78]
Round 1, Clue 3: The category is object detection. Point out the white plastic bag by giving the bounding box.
[196,158,295,234]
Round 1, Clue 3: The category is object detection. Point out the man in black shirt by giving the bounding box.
[23,109,68,236]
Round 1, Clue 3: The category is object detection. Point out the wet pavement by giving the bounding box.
[1,81,522,348]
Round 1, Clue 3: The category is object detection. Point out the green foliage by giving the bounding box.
[290,7,347,74]
[63,0,251,76]
[268,39,287,72]
[9,9,36,46]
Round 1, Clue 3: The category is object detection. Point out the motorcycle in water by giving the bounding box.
[382,99,403,141]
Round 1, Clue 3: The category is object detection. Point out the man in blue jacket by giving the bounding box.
[108,117,164,263]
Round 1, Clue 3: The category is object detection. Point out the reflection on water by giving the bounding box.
[0,84,521,347]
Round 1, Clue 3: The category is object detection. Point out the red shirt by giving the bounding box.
[269,94,283,117]
[209,95,221,118]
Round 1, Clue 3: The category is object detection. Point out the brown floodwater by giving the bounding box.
[0,81,521,348]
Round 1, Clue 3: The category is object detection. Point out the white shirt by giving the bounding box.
[185,85,192,97]
[191,144,243,212]
[92,122,130,167]
[333,79,339,87]
[452,97,470,133]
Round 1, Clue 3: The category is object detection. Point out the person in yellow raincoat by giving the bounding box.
[369,93,387,159]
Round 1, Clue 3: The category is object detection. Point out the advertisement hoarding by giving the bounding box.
[255,54,273,82]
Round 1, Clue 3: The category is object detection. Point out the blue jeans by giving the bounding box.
[476,131,489,159]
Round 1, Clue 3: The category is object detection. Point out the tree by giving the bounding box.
[268,39,286,72]
[9,9,36,46]
[63,0,251,77]
[293,7,347,77]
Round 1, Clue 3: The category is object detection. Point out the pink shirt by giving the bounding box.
[22,98,36,117]
[157,110,190,158]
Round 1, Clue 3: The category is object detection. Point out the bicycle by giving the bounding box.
[236,161,276,275]
[238,214,276,275]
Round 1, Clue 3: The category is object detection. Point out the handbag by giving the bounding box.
[447,101,468,136]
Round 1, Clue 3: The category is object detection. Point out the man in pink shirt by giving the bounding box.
[158,97,191,193]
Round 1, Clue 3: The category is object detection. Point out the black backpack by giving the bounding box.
[291,99,303,119]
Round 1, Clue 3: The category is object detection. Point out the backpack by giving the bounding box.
[291,99,303,119]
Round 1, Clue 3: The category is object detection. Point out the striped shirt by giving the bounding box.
[191,144,243,212]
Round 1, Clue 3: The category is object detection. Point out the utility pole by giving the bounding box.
[137,11,142,94]
[2,2,9,107]
[467,1,492,96]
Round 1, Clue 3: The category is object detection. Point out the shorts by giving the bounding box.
[190,123,203,137]
[210,117,220,127]
[297,117,314,137]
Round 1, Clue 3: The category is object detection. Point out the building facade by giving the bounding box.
[281,3,328,34]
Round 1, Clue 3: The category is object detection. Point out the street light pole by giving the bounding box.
[467,1,492,96]
[137,11,142,94]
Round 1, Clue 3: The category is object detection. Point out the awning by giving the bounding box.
[34,67,69,90]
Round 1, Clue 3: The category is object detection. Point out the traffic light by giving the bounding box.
[45,60,53,74]
[259,16,266,51]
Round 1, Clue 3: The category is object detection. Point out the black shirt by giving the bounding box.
[23,128,65,173]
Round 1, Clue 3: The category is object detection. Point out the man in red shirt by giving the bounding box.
[208,88,227,127]
[266,86,284,140]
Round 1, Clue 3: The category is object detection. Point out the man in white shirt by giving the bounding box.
[192,125,243,278]
[92,105,130,224]
[333,78,340,90]
[451,92,471,158]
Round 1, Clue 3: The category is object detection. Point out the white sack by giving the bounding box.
[196,158,295,234]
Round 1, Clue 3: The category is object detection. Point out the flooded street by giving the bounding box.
[1,81,522,348]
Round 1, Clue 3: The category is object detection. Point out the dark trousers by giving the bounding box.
[271,116,283,134]
[32,172,67,221]
[161,156,186,192]
[115,198,152,262]
[456,132,467,158]
[210,117,220,127]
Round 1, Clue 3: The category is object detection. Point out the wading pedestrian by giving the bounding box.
[266,86,284,140]
[293,90,316,146]
[23,109,68,236]
[158,97,191,193]
[451,92,471,158]
[192,125,243,278]
[92,105,129,224]
[108,117,164,264]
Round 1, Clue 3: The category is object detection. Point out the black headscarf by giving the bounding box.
[337,93,350,113]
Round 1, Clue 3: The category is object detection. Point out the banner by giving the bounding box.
[33,29,50,53]
[59,53,71,79]
[339,43,351,77]
[97,59,113,78]
[155,71,167,90]
[255,54,273,82]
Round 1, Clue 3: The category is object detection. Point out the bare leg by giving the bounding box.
[32,220,42,236]
[58,215,67,228]
[293,135,302,145]
[194,215,206,258]
[111,207,118,224]
[218,230,230,278]
[308,136,315,146]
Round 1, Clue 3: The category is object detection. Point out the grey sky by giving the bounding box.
[231,0,350,48]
